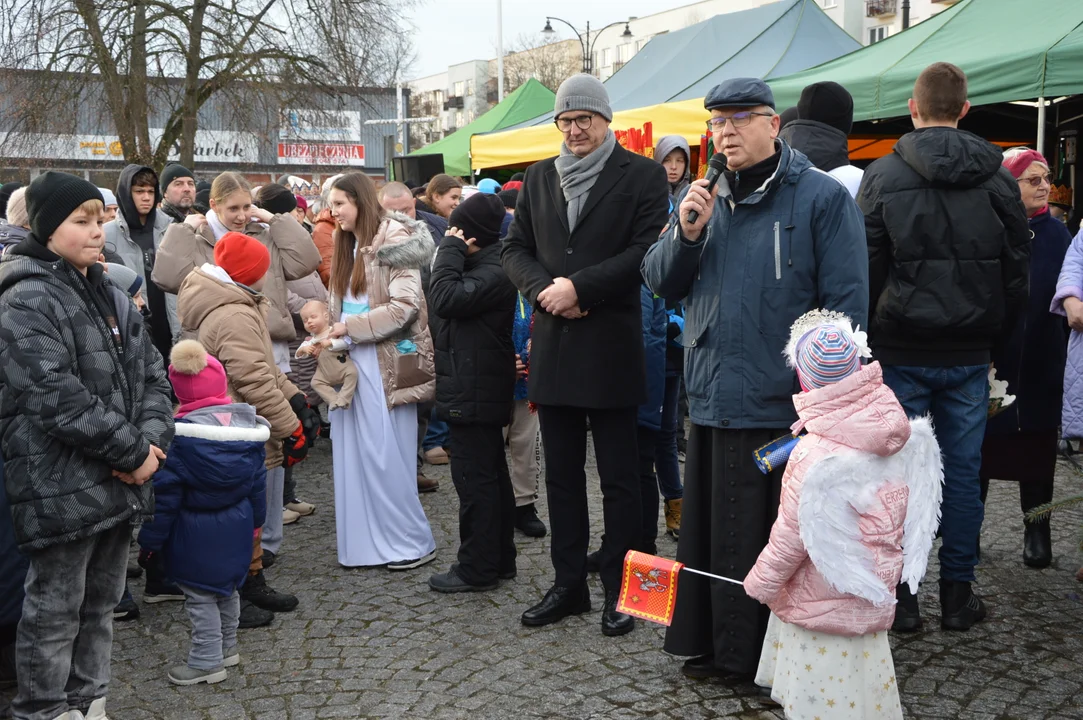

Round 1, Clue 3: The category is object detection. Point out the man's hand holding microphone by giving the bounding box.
[679,154,727,243]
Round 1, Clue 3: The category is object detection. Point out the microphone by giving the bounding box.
[686,154,728,225]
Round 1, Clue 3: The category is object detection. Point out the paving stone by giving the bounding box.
[3,440,1083,718]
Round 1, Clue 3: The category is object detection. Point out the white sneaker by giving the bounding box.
[223,648,240,667]
[83,698,109,720]
[284,499,315,516]
[282,508,301,525]
[53,712,80,720]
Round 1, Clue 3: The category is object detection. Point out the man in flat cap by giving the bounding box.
[503,73,669,637]
[643,78,868,681]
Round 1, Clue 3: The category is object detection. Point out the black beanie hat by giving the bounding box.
[779,106,800,129]
[448,193,506,249]
[510,172,525,182]
[256,183,297,216]
[497,188,519,210]
[797,81,854,135]
[193,188,211,215]
[196,179,212,193]
[159,163,195,192]
[25,171,103,244]
[0,182,23,219]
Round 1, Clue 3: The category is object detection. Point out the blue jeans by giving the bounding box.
[655,374,684,501]
[424,411,449,452]
[13,524,129,720]
[881,364,989,582]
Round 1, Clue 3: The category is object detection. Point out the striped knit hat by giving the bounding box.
[784,309,871,392]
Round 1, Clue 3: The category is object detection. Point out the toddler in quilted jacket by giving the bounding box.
[137,340,269,688]
[743,309,944,720]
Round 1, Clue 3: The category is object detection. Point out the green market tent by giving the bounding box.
[767,0,1083,121]
[409,78,555,177]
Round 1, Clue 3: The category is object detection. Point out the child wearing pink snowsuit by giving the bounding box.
[744,310,944,720]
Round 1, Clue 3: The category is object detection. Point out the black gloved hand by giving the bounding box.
[289,393,321,447]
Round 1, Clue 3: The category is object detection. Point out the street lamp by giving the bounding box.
[542,16,633,76]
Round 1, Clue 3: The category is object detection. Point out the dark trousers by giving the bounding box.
[447,423,516,585]
[537,405,640,593]
[638,425,660,554]
[283,465,296,506]
[663,425,786,676]
[655,374,684,501]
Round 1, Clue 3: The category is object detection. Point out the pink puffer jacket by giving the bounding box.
[744,362,915,636]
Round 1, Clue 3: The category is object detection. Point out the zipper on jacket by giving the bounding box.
[773,221,781,281]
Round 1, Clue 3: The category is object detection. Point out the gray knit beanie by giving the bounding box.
[554,74,613,122]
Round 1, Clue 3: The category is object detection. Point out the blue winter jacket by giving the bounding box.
[642,140,868,430]
[512,292,532,402]
[138,404,269,597]
[638,285,667,431]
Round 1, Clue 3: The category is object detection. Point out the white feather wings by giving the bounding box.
[797,417,944,607]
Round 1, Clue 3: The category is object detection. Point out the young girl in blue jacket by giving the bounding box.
[138,340,270,686]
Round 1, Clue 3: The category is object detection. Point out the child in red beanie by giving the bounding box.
[137,340,271,686]
[174,231,318,620]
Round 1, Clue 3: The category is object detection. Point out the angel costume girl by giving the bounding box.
[744,310,943,720]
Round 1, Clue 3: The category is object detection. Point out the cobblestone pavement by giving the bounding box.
[5,437,1083,719]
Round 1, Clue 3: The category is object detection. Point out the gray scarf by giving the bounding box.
[554,129,616,233]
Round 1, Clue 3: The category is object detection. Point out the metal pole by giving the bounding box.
[584,21,591,74]
[902,0,910,29]
[496,0,504,102]
[1037,96,1047,156]
[396,83,404,154]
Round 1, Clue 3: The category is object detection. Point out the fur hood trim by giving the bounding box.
[375,213,435,271]
[174,421,271,443]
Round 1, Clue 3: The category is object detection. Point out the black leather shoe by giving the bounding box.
[585,549,601,573]
[940,578,987,631]
[241,570,299,613]
[601,590,634,636]
[892,582,922,632]
[429,566,498,593]
[237,599,274,629]
[521,585,591,627]
[680,655,748,681]
[1023,519,1052,568]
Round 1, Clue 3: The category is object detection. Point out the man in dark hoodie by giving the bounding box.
[104,164,176,365]
[857,62,1031,633]
[779,81,864,198]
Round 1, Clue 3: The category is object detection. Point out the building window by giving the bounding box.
[465,79,473,96]
[599,48,610,68]
[456,111,463,128]
[453,80,464,96]
[636,38,649,52]
[869,25,888,43]
[436,90,444,105]
[822,0,837,7]
[616,43,633,63]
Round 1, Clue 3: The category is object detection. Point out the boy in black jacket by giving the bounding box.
[0,172,174,720]
[427,193,518,593]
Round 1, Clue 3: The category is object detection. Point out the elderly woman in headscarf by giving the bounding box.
[981,147,1072,569]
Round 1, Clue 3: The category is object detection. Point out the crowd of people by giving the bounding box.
[0,59,1080,720]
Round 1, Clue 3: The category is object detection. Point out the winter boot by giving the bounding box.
[514,503,547,537]
[240,571,298,612]
[939,578,987,631]
[891,583,922,632]
[1022,518,1052,568]
[664,498,682,539]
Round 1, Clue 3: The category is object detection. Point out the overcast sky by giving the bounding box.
[406,0,700,79]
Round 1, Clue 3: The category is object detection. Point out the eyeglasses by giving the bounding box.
[706,111,775,131]
[1018,173,1053,188]
[554,114,596,132]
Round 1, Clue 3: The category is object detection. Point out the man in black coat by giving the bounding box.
[501,74,670,636]
[858,62,1031,632]
[428,193,519,593]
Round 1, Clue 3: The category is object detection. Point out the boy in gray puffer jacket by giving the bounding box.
[0,172,174,720]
